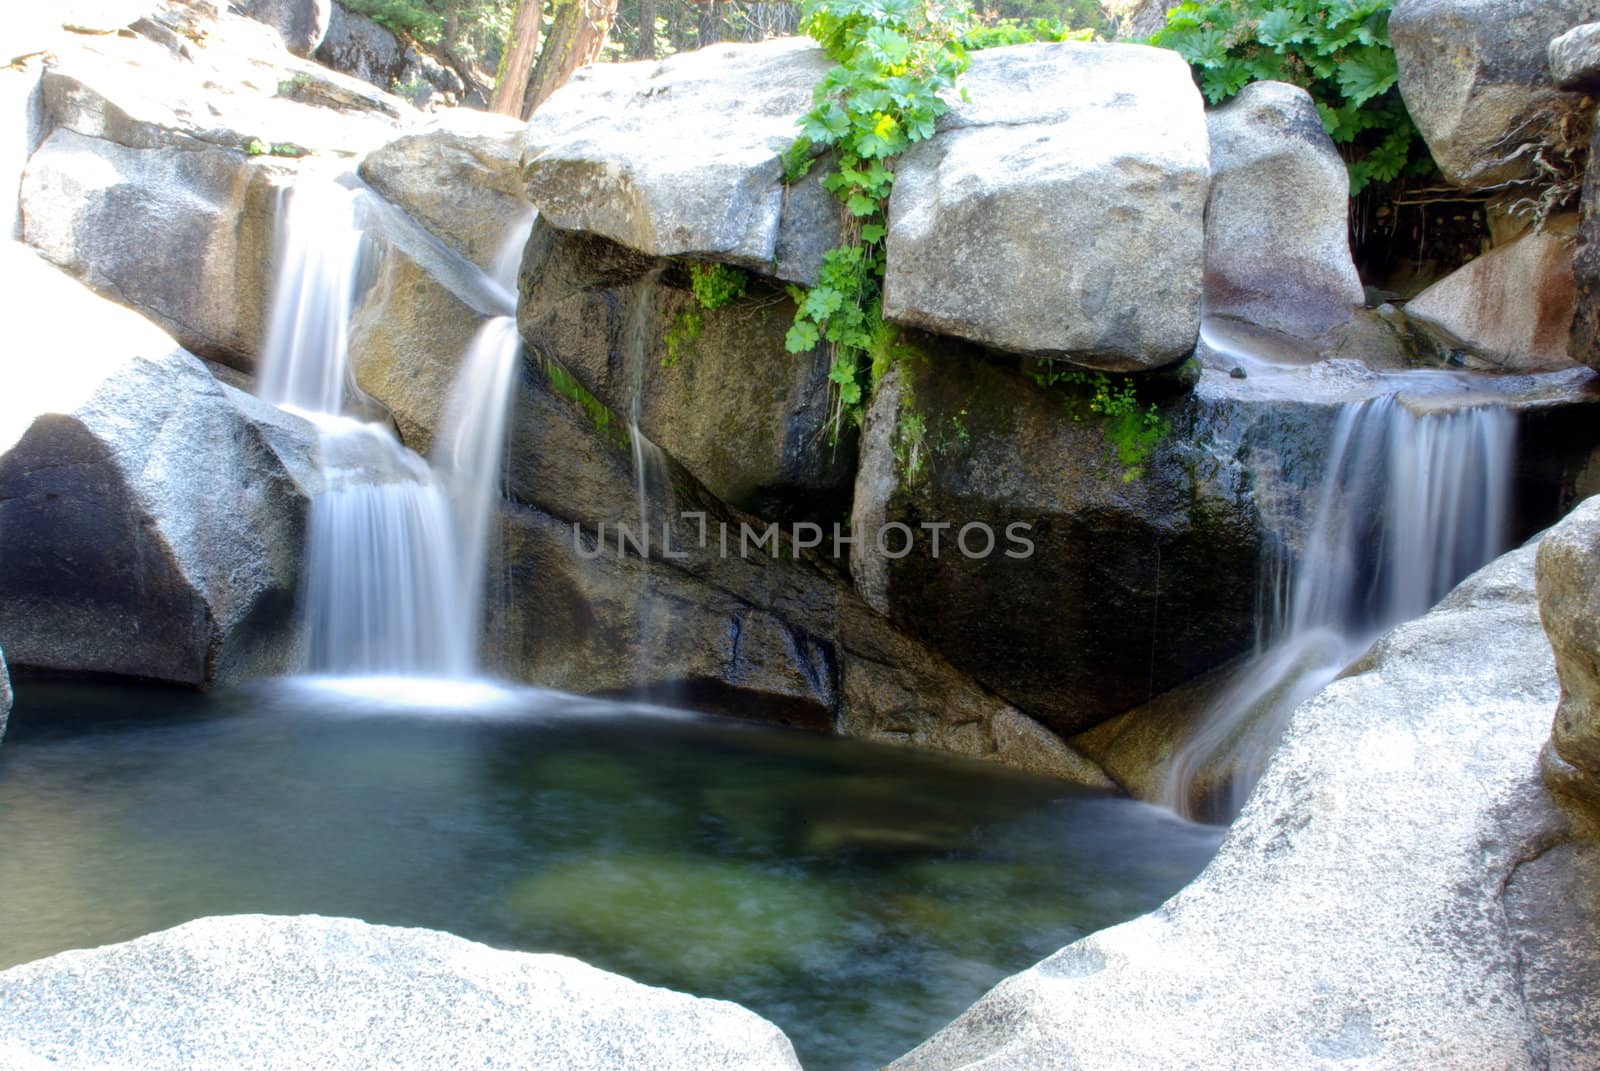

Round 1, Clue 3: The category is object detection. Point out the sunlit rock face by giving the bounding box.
[1538,494,1600,806]
[1202,81,1365,342]
[1390,0,1600,189]
[0,915,805,1071]
[521,38,840,286]
[892,541,1600,1071]
[358,110,528,275]
[522,38,1208,371]
[0,247,323,685]
[16,9,414,373]
[883,41,1210,370]
[1405,223,1583,373]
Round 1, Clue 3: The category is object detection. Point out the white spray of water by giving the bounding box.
[256,173,527,677]
[257,180,368,415]
[1163,394,1516,821]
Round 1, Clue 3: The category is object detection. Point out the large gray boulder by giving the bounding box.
[0,915,802,1071]
[1537,494,1600,806]
[1550,21,1600,90]
[483,349,1108,783]
[21,127,286,371]
[18,13,414,370]
[359,110,530,276]
[243,0,331,58]
[883,42,1209,370]
[1390,0,1600,188]
[521,37,838,285]
[0,246,320,685]
[315,2,406,92]
[1202,81,1364,341]
[893,541,1600,1070]
[1405,223,1581,372]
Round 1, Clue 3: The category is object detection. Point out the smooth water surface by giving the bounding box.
[0,680,1219,1070]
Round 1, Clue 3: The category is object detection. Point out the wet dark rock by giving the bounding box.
[516,220,854,523]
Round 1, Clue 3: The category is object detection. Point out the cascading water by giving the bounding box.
[432,315,522,670]
[257,173,524,677]
[1164,393,1516,821]
[257,180,367,415]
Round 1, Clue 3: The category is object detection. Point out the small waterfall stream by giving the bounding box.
[1164,392,1516,821]
[257,174,525,677]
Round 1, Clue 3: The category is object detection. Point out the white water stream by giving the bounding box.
[1163,376,1516,820]
[257,174,526,676]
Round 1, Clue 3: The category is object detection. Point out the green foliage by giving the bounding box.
[961,16,1092,48]
[1029,366,1170,481]
[343,0,516,66]
[688,262,748,309]
[540,353,629,448]
[784,0,973,436]
[1151,0,1432,194]
[663,262,749,367]
[244,138,308,158]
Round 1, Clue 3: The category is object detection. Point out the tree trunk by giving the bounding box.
[696,0,724,47]
[522,0,618,116]
[491,0,543,117]
[633,0,657,58]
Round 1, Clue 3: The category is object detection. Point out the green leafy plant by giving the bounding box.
[782,0,973,437]
[961,16,1091,48]
[663,262,749,367]
[1151,0,1431,194]
[1029,365,1170,481]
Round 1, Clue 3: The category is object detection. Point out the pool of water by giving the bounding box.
[0,678,1220,1070]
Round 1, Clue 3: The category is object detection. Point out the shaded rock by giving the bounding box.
[1203,81,1364,341]
[21,127,286,371]
[1405,222,1581,372]
[1569,113,1600,370]
[393,46,465,110]
[479,349,1108,782]
[0,915,802,1071]
[1550,21,1600,90]
[1537,494,1600,806]
[315,2,405,92]
[521,37,837,285]
[516,221,854,521]
[892,541,1600,1070]
[244,0,331,58]
[849,351,1305,738]
[348,247,489,453]
[0,247,321,685]
[1069,656,1246,804]
[1390,0,1600,188]
[883,42,1209,370]
[359,110,530,275]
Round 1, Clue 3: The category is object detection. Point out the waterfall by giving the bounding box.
[1164,394,1516,821]
[257,180,368,415]
[433,316,522,671]
[257,173,526,678]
